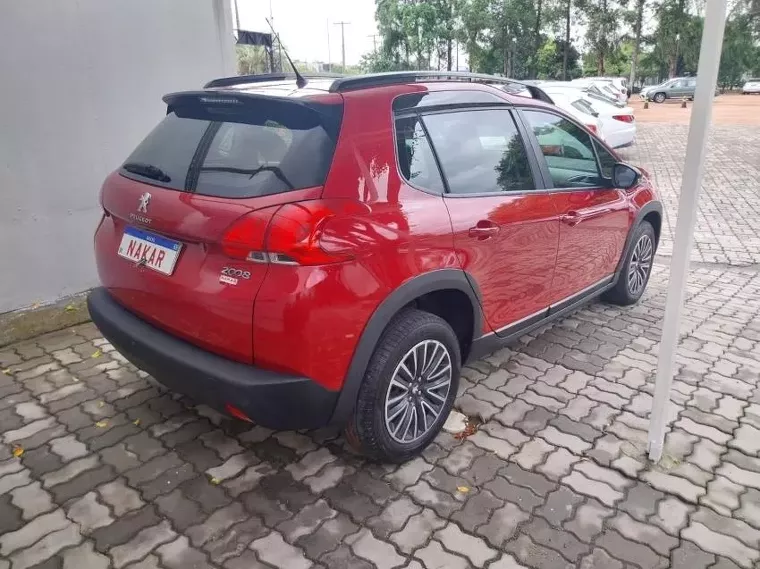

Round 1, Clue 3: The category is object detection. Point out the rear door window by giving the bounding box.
[423,109,535,194]
[121,100,342,198]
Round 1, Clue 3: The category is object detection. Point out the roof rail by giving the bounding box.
[204,72,344,89]
[328,71,553,103]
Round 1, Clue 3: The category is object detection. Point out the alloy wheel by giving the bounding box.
[628,234,653,296]
[384,339,452,444]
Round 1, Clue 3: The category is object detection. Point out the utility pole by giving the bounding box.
[233,0,240,33]
[327,20,332,72]
[334,21,350,72]
[368,34,378,53]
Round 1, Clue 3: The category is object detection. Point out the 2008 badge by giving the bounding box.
[221,267,251,280]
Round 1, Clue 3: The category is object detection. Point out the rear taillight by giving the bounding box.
[220,199,366,266]
[613,114,635,123]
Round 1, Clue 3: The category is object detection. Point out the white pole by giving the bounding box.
[647,0,727,462]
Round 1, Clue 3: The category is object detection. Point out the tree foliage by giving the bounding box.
[365,0,760,87]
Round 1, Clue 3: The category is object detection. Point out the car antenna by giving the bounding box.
[266,18,307,88]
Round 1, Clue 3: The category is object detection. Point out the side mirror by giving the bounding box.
[612,163,639,189]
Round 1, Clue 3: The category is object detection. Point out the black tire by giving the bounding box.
[653,92,666,103]
[604,221,656,306]
[345,308,461,462]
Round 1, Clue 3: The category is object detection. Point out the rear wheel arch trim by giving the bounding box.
[329,269,483,425]
[614,200,663,283]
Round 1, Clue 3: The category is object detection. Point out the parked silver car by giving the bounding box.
[641,77,720,102]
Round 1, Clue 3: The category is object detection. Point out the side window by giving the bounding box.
[594,140,617,179]
[686,78,697,88]
[422,109,535,194]
[523,110,603,188]
[394,116,445,193]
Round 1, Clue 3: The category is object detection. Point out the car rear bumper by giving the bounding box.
[87,287,338,430]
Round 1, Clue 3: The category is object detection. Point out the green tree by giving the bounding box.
[579,0,623,75]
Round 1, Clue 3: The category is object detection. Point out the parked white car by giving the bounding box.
[742,78,760,94]
[582,76,629,97]
[571,78,628,103]
[541,84,636,149]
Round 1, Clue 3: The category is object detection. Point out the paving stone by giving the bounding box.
[610,512,678,556]
[389,507,445,554]
[433,522,497,566]
[319,545,374,569]
[251,531,313,569]
[595,529,666,569]
[10,481,55,521]
[297,514,358,559]
[66,491,113,533]
[513,438,554,470]
[522,516,589,562]
[671,540,716,569]
[202,519,267,565]
[467,431,517,459]
[692,507,760,549]
[7,523,81,569]
[0,509,69,556]
[642,469,705,503]
[156,536,213,569]
[61,541,109,569]
[42,455,99,488]
[484,476,543,512]
[501,463,556,496]
[225,462,277,497]
[478,502,530,548]
[346,470,398,505]
[304,463,353,493]
[50,464,116,503]
[451,488,503,532]
[505,533,574,569]
[538,448,580,481]
[578,548,624,569]
[564,498,612,543]
[562,471,623,506]
[440,442,484,475]
[367,496,422,539]
[406,480,461,518]
[3,417,58,444]
[110,521,177,568]
[537,486,584,527]
[0,493,25,535]
[462,453,504,485]
[414,540,469,569]
[277,499,337,543]
[682,522,759,568]
[139,462,195,500]
[97,478,144,516]
[91,506,161,552]
[540,426,592,454]
[384,457,434,490]
[736,488,760,528]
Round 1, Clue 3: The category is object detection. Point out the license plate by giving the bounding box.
[118,226,182,276]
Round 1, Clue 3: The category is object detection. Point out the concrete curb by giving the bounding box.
[0,291,91,347]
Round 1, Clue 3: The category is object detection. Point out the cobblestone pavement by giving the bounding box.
[618,123,760,267]
[2,128,760,569]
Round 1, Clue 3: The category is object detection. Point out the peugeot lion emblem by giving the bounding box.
[138,192,151,214]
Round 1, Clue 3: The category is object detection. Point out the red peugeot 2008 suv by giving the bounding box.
[88,71,661,462]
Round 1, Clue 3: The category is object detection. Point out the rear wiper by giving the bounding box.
[123,162,171,183]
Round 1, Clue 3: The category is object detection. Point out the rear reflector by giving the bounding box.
[613,114,635,123]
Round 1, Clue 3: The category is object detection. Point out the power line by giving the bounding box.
[334,21,351,71]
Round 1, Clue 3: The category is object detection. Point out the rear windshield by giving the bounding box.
[121,98,342,198]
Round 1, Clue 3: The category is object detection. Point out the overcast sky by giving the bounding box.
[234,0,378,66]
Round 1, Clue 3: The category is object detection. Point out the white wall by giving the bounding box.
[0,0,235,313]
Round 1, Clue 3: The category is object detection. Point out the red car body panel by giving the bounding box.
[548,187,631,303]
[254,87,459,390]
[93,77,661,404]
[445,193,559,333]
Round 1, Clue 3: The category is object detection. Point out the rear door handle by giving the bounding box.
[468,222,500,239]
